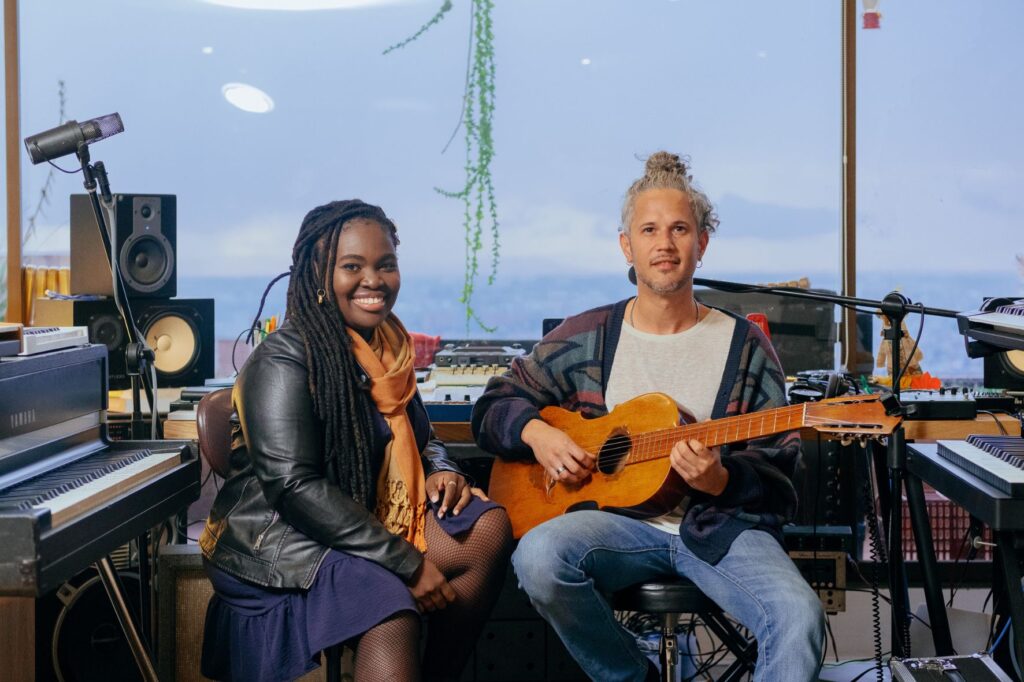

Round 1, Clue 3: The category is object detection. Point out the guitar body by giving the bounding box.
[488,393,689,538]
[486,391,900,538]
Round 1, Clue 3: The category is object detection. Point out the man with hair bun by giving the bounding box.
[473,153,824,681]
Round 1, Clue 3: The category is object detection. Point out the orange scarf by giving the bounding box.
[347,316,427,552]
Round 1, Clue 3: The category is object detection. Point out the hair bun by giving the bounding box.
[645,151,687,177]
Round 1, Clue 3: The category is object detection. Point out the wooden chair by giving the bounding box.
[195,387,345,681]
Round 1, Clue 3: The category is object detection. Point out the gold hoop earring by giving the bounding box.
[316,288,326,304]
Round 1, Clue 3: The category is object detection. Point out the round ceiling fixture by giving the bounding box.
[221,83,275,113]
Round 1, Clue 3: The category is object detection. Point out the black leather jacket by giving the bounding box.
[199,322,462,589]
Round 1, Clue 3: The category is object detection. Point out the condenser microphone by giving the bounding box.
[24,113,124,164]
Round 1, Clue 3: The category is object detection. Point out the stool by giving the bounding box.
[612,577,757,682]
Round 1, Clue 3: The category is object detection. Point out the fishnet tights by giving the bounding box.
[352,506,513,682]
[352,611,421,681]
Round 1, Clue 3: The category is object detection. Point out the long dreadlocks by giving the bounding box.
[286,199,400,506]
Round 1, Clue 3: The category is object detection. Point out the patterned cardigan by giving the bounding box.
[472,298,802,564]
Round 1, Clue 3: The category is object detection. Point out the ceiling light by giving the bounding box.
[222,83,275,113]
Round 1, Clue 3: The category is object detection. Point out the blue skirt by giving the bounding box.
[201,497,498,682]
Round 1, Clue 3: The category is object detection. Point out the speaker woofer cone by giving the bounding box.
[144,312,199,376]
[120,234,173,293]
[88,314,125,353]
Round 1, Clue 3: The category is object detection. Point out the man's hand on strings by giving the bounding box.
[521,419,595,484]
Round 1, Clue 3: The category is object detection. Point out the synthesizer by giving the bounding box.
[936,436,1024,498]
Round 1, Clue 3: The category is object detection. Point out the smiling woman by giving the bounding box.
[331,216,401,338]
[199,198,513,680]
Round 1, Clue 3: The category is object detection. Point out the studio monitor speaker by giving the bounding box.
[34,298,214,390]
[984,349,1024,391]
[71,194,177,298]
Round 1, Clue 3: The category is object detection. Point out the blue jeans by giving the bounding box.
[512,511,824,682]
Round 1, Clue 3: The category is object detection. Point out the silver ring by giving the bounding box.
[445,481,457,486]
[555,466,566,475]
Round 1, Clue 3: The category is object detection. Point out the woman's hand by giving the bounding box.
[426,471,485,518]
[521,419,595,484]
[406,557,455,612]
[669,439,729,496]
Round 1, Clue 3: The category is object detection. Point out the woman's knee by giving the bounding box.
[476,507,513,549]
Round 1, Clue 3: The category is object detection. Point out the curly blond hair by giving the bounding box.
[620,151,718,235]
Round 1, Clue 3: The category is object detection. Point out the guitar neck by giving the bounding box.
[630,404,804,463]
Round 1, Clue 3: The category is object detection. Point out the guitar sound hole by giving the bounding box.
[598,432,631,474]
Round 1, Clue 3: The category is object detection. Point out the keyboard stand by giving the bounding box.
[96,555,159,682]
[907,443,1024,668]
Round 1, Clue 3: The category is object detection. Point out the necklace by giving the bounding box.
[629,297,702,331]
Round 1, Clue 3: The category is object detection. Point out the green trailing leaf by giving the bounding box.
[382,0,453,55]
[385,0,500,334]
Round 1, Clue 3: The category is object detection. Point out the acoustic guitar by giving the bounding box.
[488,392,902,538]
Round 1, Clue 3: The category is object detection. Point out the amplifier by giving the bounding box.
[787,550,846,613]
[695,288,841,374]
[783,525,854,554]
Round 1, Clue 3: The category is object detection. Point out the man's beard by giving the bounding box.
[637,271,690,295]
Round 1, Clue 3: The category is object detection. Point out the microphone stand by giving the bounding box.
[695,277,959,658]
[76,143,160,440]
[75,143,160,681]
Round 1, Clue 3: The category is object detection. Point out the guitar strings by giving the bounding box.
[554,407,878,454]
[564,414,885,469]
[562,405,807,454]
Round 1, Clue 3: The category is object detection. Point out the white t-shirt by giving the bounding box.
[604,307,735,534]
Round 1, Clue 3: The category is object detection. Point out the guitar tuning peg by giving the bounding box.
[840,435,853,447]
[858,435,870,448]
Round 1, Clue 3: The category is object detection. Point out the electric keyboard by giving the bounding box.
[936,436,1024,498]
[0,344,200,596]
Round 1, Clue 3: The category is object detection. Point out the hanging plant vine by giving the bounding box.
[385,0,499,333]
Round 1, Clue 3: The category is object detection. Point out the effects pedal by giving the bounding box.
[890,653,1012,681]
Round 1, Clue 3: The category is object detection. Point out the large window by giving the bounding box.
[18,1,841,374]
[857,0,1024,378]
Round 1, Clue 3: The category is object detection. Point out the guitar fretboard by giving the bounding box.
[628,404,805,464]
